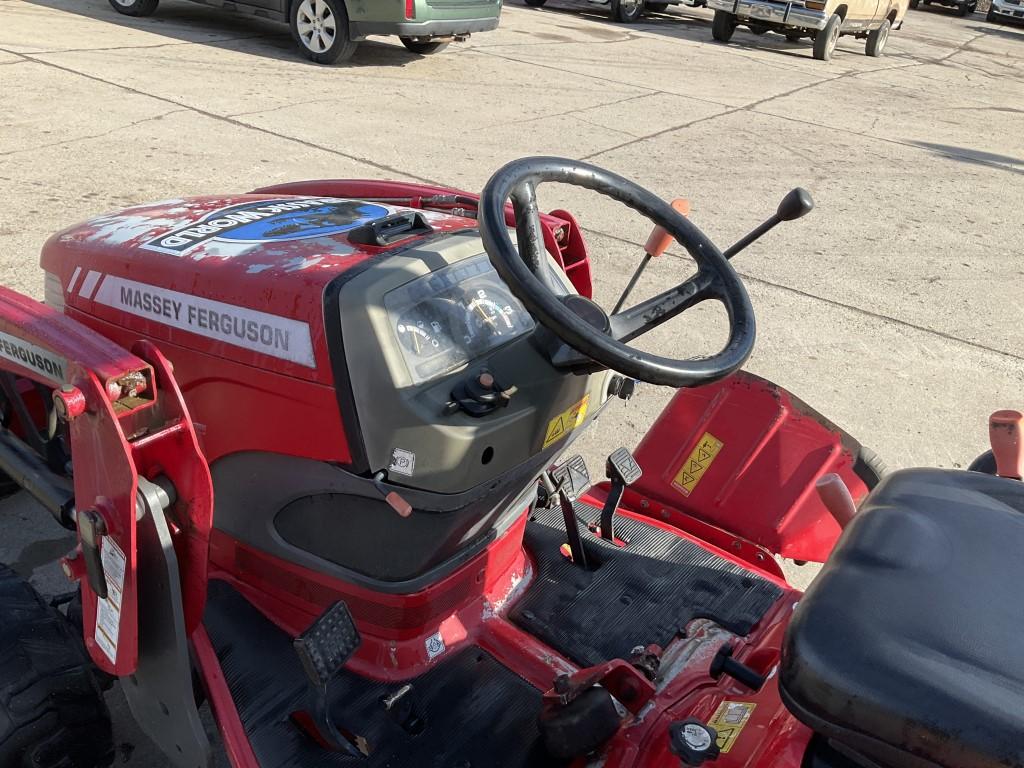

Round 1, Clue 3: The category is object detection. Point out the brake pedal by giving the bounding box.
[549,455,591,569]
[292,601,364,755]
[599,448,642,542]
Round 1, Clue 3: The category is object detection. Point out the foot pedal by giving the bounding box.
[294,600,361,688]
[599,448,642,542]
[292,601,365,755]
[549,455,591,569]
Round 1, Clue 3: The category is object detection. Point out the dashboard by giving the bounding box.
[383,254,536,386]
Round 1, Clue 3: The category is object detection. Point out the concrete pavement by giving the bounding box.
[0,0,1022,763]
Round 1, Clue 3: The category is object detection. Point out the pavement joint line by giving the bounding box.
[0,46,442,186]
[473,90,656,131]
[581,225,1024,365]
[0,109,191,157]
[11,33,283,56]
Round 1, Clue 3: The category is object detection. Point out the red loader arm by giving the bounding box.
[0,287,212,677]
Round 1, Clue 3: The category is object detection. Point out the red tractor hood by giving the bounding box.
[41,194,477,385]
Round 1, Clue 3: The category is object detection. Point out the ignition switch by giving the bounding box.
[443,369,517,417]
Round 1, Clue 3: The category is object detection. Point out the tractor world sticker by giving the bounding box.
[94,276,316,367]
[671,431,723,496]
[140,197,390,255]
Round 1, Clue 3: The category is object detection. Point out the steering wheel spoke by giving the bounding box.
[609,269,717,344]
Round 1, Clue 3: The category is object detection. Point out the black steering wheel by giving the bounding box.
[478,157,756,388]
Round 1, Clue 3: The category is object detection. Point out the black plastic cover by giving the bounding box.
[780,468,1024,768]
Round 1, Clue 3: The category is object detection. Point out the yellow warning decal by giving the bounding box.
[708,700,755,753]
[671,431,723,496]
[543,394,590,449]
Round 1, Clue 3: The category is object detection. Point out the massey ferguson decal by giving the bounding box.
[141,197,390,255]
[93,276,316,367]
[0,330,67,381]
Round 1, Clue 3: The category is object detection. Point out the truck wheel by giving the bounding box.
[711,9,737,40]
[400,37,450,54]
[909,0,918,7]
[611,0,645,22]
[291,0,359,64]
[865,18,889,55]
[0,566,113,768]
[986,6,997,19]
[646,2,669,10]
[107,0,159,16]
[957,1,972,14]
[812,12,841,60]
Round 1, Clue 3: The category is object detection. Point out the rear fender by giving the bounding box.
[632,371,877,563]
[0,288,212,676]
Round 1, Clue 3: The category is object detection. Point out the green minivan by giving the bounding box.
[108,0,502,63]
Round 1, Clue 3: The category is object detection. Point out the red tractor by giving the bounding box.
[0,157,1020,768]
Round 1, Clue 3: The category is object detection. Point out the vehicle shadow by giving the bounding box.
[967,20,1024,37]
[20,0,439,67]
[907,140,1024,175]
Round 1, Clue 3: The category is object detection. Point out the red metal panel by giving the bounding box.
[632,371,872,563]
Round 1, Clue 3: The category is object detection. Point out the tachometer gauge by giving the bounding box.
[463,287,528,345]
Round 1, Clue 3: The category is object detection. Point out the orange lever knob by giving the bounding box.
[643,198,691,258]
[816,473,858,529]
[989,410,1023,480]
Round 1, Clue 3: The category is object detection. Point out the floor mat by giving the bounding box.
[510,502,784,667]
[204,582,559,768]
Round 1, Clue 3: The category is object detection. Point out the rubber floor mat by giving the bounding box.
[510,502,783,667]
[204,581,559,768]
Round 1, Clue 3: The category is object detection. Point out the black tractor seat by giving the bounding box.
[780,468,1024,768]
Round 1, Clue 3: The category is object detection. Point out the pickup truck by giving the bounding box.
[708,0,909,60]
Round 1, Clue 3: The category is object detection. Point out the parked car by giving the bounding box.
[107,0,501,63]
[523,0,705,24]
[909,0,974,16]
[708,0,908,60]
[987,0,1024,22]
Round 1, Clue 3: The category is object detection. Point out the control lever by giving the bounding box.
[372,471,413,518]
[815,472,857,529]
[989,410,1023,480]
[550,455,591,569]
[613,198,689,314]
[599,448,642,542]
[722,187,814,260]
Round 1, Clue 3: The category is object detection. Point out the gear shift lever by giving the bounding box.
[989,410,1023,480]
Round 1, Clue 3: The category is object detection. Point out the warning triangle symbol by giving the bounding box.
[681,472,696,485]
[697,447,712,461]
[689,459,702,472]
[546,417,566,443]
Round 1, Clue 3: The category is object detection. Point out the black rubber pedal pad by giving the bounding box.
[606,447,642,486]
[551,455,591,502]
[294,600,361,689]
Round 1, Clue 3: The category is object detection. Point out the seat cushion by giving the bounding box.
[780,468,1024,768]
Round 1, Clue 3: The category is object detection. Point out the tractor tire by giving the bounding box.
[0,566,113,768]
[291,0,359,64]
[400,37,449,54]
[711,9,737,40]
[107,0,159,16]
[646,2,669,10]
[865,18,890,55]
[855,445,888,489]
[813,12,842,59]
[611,0,645,22]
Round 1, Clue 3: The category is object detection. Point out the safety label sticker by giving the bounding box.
[140,197,390,256]
[0,329,67,382]
[671,431,723,496]
[94,536,127,665]
[543,394,590,449]
[425,631,446,661]
[708,700,755,753]
[93,276,316,368]
[389,448,416,477]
